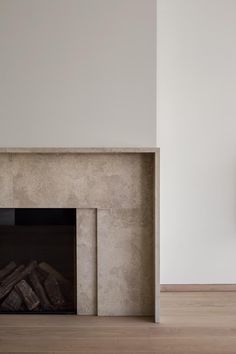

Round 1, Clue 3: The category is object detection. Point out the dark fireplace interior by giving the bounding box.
[0,208,76,314]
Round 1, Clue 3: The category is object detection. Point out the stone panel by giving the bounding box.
[11,154,153,209]
[0,155,13,207]
[97,208,154,316]
[76,209,97,315]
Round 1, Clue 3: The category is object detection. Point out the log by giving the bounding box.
[0,262,17,281]
[39,262,72,301]
[0,261,37,301]
[29,270,53,311]
[1,289,23,311]
[44,274,65,308]
[15,280,40,311]
[35,266,48,283]
[38,262,71,289]
[0,265,25,285]
[0,264,25,300]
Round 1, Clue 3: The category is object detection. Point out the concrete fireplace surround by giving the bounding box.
[0,148,160,322]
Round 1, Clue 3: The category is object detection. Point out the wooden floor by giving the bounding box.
[1,292,236,353]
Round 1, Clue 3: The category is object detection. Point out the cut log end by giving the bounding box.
[15,280,40,311]
[44,274,65,308]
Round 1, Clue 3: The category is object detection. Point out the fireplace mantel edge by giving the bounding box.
[0,147,159,154]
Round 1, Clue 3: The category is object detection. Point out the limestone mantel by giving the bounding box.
[0,148,160,322]
[0,147,158,153]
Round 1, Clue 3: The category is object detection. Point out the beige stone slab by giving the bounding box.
[11,154,153,209]
[76,209,97,315]
[0,155,13,207]
[0,147,159,154]
[97,208,154,316]
[154,151,160,322]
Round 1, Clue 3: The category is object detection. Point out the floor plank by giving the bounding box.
[1,292,236,353]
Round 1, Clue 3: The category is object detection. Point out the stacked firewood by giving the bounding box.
[0,261,73,312]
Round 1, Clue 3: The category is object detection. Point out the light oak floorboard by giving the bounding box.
[1,292,236,353]
[160,284,236,292]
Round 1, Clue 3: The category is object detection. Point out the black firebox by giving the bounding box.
[0,208,76,314]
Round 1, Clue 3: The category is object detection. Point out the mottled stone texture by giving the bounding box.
[97,209,154,316]
[0,148,158,153]
[0,155,13,207]
[0,153,153,209]
[76,209,97,315]
[0,153,155,316]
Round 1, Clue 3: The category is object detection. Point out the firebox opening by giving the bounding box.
[0,208,76,314]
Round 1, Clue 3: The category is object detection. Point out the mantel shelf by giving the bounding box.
[0,147,159,154]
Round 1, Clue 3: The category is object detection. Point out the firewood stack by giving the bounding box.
[0,261,73,312]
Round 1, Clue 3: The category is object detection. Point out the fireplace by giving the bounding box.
[0,149,159,322]
[0,208,76,314]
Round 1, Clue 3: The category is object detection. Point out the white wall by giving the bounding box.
[0,0,156,147]
[159,0,236,283]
